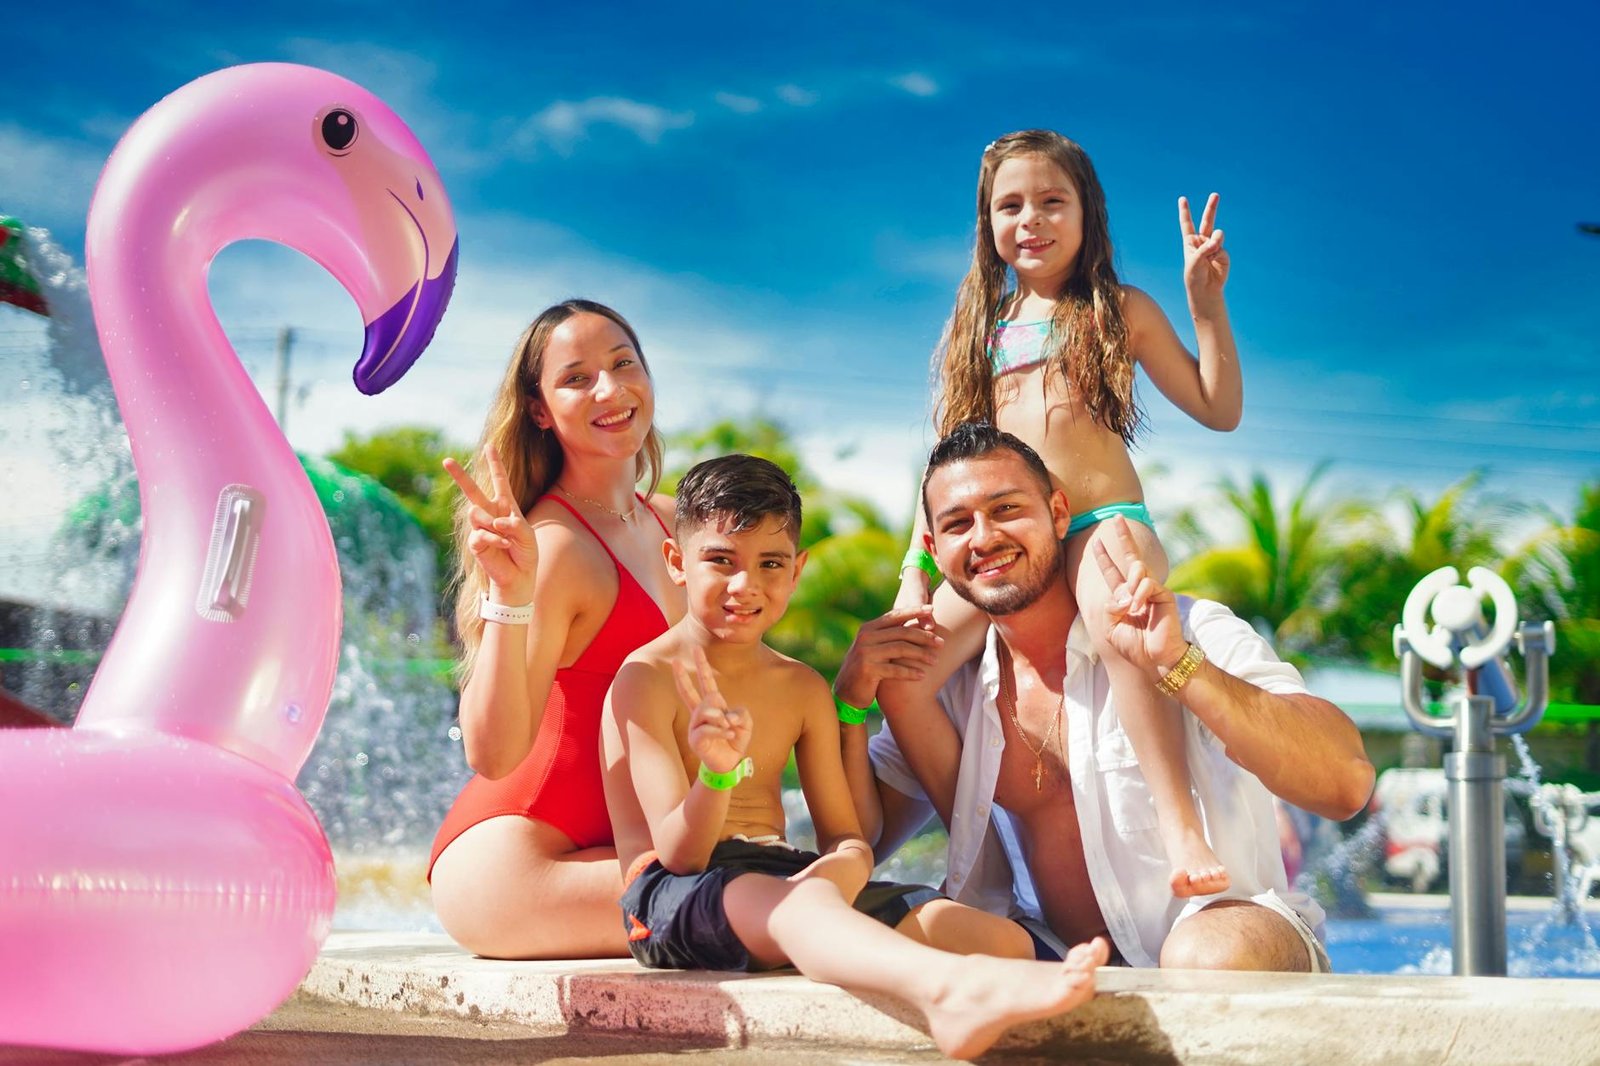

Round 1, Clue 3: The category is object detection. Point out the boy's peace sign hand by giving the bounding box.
[1179,193,1229,312]
[675,645,753,775]
[443,444,539,604]
[1091,516,1189,674]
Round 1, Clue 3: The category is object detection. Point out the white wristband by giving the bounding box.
[479,593,534,625]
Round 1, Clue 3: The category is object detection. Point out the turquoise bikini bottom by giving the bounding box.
[1066,501,1154,537]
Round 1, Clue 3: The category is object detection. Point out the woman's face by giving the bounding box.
[529,312,655,461]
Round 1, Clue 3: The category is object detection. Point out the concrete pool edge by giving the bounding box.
[303,932,1600,1064]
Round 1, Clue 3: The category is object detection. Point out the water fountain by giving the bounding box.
[1392,564,1556,975]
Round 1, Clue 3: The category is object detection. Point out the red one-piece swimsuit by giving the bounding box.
[429,495,670,877]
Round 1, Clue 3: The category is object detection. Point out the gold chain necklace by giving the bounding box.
[555,484,638,524]
[998,642,1062,791]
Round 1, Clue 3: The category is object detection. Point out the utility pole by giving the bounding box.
[274,326,295,431]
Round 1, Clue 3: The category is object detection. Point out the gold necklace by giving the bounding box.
[555,484,638,524]
[999,642,1062,791]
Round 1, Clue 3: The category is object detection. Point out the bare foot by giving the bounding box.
[923,936,1109,1059]
[1166,825,1230,898]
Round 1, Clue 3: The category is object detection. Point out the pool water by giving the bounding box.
[1326,907,1600,977]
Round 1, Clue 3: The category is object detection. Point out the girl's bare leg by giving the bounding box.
[1068,522,1228,899]
[723,873,1107,1059]
[430,815,627,959]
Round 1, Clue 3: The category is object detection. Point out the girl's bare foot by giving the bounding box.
[923,936,1109,1059]
[1166,824,1230,898]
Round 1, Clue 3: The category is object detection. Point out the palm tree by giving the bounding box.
[1321,472,1514,665]
[1506,480,1600,703]
[1169,463,1373,659]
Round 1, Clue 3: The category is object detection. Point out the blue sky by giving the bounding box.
[3,1,1597,547]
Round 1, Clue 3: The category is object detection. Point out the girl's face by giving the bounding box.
[989,154,1084,293]
[529,312,655,462]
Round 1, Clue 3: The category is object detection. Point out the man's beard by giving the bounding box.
[945,538,1064,617]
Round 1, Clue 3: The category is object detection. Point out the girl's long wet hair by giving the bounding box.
[937,129,1141,445]
[451,299,664,681]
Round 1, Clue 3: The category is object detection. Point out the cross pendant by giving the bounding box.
[1033,760,1044,791]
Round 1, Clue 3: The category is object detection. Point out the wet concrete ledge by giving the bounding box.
[305,932,1600,1065]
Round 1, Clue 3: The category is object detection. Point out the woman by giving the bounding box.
[430,299,682,958]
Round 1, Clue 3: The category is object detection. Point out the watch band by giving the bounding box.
[1155,642,1206,696]
[479,593,534,625]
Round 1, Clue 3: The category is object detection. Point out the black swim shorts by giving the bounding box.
[619,838,943,972]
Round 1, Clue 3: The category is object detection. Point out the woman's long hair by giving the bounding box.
[937,129,1141,445]
[451,299,664,681]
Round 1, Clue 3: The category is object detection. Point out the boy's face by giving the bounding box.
[666,516,807,644]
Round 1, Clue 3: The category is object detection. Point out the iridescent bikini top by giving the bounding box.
[988,318,1053,375]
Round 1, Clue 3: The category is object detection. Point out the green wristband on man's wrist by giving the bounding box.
[698,757,754,791]
[833,694,877,725]
[900,546,939,583]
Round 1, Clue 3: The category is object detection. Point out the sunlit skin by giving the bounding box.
[429,310,684,961]
[600,506,1111,1059]
[883,148,1241,897]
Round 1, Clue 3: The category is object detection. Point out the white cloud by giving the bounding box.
[714,91,762,114]
[890,72,939,97]
[0,126,104,228]
[775,84,820,107]
[517,97,695,154]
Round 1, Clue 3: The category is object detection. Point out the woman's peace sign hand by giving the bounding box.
[443,444,539,603]
[675,645,753,776]
[1179,193,1230,313]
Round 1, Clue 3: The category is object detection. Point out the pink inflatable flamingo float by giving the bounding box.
[0,64,456,1054]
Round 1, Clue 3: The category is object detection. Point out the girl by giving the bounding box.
[887,129,1242,897]
[429,299,685,957]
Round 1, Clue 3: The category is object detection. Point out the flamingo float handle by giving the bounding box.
[0,64,456,1055]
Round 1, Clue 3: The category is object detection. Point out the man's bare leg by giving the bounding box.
[723,873,1107,1059]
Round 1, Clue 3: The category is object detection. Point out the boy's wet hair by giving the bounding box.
[921,421,1054,525]
[675,454,803,543]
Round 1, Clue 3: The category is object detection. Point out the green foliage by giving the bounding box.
[1168,463,1373,660]
[1507,481,1600,703]
[329,427,470,596]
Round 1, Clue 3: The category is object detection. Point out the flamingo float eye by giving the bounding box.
[318,108,358,153]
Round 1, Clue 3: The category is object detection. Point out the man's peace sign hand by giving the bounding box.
[1091,516,1189,673]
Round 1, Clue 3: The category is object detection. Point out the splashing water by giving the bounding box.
[0,225,471,930]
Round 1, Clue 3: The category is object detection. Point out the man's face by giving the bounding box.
[666,516,806,644]
[923,452,1069,616]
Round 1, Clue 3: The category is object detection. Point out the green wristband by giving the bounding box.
[698,757,754,791]
[900,546,939,582]
[834,694,877,725]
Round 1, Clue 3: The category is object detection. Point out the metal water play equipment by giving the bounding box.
[1394,565,1556,975]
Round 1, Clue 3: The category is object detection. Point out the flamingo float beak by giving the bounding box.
[355,235,458,395]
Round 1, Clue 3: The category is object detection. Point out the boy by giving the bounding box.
[600,454,1108,1060]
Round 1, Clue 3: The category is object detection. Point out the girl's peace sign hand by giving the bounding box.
[1179,193,1230,312]
[674,645,753,775]
[443,444,539,603]
[1090,516,1188,673]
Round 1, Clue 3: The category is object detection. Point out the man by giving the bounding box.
[836,423,1373,970]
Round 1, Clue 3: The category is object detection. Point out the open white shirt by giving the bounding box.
[869,596,1326,966]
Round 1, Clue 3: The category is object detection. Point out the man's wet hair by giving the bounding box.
[674,453,803,544]
[921,421,1055,526]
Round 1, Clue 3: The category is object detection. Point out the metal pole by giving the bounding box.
[274,326,295,431]
[1445,693,1506,975]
